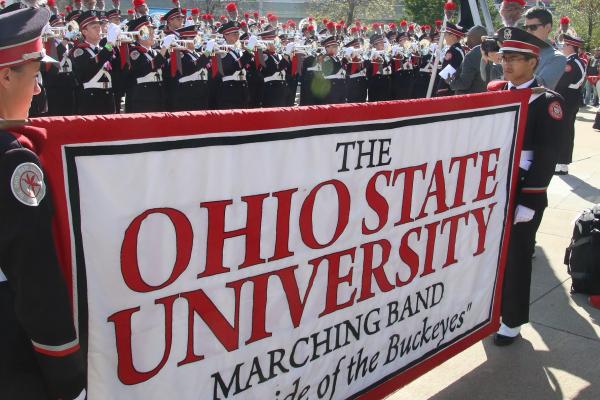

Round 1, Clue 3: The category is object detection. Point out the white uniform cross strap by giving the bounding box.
[324,68,346,80]
[82,47,112,89]
[179,68,209,83]
[137,69,163,84]
[263,70,286,82]
[349,69,366,78]
[222,69,247,82]
[568,57,586,90]
[0,267,6,283]
[59,55,73,73]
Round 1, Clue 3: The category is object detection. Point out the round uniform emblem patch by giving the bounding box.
[10,162,46,207]
[548,101,564,121]
[565,64,572,73]
[444,52,452,61]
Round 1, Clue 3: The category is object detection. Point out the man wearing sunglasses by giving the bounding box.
[521,7,566,90]
[487,27,565,346]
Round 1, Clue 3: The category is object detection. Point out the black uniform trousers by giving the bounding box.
[368,75,391,102]
[76,88,116,115]
[217,81,249,110]
[46,74,76,117]
[391,71,414,100]
[324,79,346,104]
[558,104,578,164]
[169,81,210,112]
[262,81,288,108]
[346,77,368,103]
[595,109,600,130]
[501,205,546,328]
[125,82,166,113]
[285,76,298,106]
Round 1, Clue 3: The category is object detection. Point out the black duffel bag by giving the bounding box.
[564,208,600,294]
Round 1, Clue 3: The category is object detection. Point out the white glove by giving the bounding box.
[514,205,535,224]
[391,45,400,56]
[246,35,258,51]
[285,42,295,56]
[106,22,121,45]
[204,39,216,53]
[161,34,177,49]
[343,47,353,58]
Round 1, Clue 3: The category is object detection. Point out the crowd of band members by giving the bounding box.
[7,0,592,143]
[26,0,488,117]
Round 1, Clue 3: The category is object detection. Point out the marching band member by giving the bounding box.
[70,10,118,114]
[0,7,86,399]
[390,31,413,100]
[43,14,77,116]
[487,27,564,347]
[344,37,368,103]
[124,16,169,112]
[366,33,392,102]
[554,35,586,175]
[162,6,185,36]
[216,21,253,109]
[321,35,347,104]
[435,22,466,97]
[257,29,290,108]
[164,25,211,111]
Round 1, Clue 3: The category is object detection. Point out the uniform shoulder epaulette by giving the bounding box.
[531,87,547,95]
[487,80,508,92]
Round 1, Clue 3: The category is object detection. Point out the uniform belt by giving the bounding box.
[222,71,247,82]
[83,81,112,90]
[264,72,286,83]
[179,69,208,83]
[137,72,163,84]
[324,71,346,80]
[306,66,321,72]
[349,70,366,79]
[0,267,6,283]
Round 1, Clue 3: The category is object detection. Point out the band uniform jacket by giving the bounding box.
[555,53,586,164]
[164,49,211,111]
[70,41,116,115]
[124,43,166,113]
[217,47,253,110]
[0,127,85,400]
[321,54,347,104]
[259,50,290,108]
[366,53,392,102]
[436,42,464,96]
[42,39,77,116]
[345,55,368,103]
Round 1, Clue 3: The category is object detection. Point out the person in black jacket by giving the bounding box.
[554,35,586,175]
[256,29,289,108]
[488,27,565,346]
[70,10,117,115]
[436,23,466,96]
[0,7,86,400]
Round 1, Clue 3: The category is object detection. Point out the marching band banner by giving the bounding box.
[32,91,529,400]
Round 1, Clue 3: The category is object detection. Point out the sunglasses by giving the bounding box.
[522,23,546,32]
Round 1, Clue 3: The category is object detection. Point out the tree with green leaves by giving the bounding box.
[403,0,445,25]
[554,0,600,50]
[306,0,397,25]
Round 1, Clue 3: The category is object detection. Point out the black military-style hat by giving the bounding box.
[495,27,549,56]
[446,23,466,38]
[386,31,397,41]
[66,10,82,22]
[126,15,151,32]
[0,1,26,15]
[321,35,337,48]
[76,10,101,29]
[217,20,240,35]
[161,7,184,22]
[397,31,409,41]
[49,14,65,27]
[106,9,120,20]
[176,25,197,38]
[370,33,384,46]
[0,7,56,68]
[562,34,584,49]
[258,28,277,40]
[345,38,360,48]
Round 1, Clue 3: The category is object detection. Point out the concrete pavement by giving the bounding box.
[386,106,600,400]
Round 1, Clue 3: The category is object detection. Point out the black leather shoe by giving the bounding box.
[494,333,520,346]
